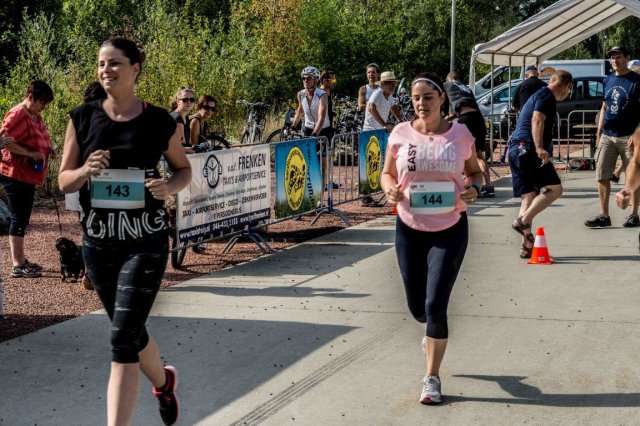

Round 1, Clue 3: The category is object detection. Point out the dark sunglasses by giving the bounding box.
[201,105,217,112]
[180,97,196,103]
[301,76,314,81]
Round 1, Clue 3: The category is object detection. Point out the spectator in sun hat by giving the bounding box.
[585,44,640,228]
[362,71,403,131]
[513,65,547,112]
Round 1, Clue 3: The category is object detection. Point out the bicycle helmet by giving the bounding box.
[301,66,320,79]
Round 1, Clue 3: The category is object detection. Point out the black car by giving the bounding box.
[487,76,605,140]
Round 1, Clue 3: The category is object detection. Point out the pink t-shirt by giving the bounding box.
[388,121,474,232]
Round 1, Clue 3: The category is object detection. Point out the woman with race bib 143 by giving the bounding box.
[381,72,483,405]
[58,37,191,426]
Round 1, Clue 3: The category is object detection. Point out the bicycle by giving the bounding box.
[192,131,230,152]
[333,96,362,135]
[264,105,305,144]
[237,100,270,144]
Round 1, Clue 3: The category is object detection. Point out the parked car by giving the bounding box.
[474,60,612,98]
[478,76,604,139]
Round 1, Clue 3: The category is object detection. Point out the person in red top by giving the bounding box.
[0,80,54,278]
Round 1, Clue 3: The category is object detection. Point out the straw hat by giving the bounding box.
[379,71,398,83]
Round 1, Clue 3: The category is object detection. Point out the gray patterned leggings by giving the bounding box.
[83,232,169,363]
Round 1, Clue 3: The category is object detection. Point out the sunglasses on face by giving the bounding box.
[180,97,196,103]
[301,76,314,81]
[325,78,336,83]
[201,105,216,112]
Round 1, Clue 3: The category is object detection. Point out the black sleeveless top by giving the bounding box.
[70,100,176,242]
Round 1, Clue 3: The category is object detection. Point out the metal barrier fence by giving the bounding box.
[162,133,384,268]
[564,110,600,165]
[485,110,596,167]
[163,109,604,268]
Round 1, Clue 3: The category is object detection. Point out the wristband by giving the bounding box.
[470,184,481,196]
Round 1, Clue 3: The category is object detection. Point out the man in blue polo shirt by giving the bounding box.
[508,70,573,259]
[585,45,640,228]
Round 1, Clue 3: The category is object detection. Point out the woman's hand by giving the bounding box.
[145,178,170,200]
[460,186,479,205]
[385,183,403,204]
[82,150,110,178]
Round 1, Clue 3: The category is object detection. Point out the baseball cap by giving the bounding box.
[606,45,629,57]
[525,65,538,72]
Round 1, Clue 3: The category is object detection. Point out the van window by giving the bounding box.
[587,80,603,98]
[482,67,521,89]
[568,81,584,101]
[494,85,518,103]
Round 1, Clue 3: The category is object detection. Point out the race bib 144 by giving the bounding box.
[409,181,455,215]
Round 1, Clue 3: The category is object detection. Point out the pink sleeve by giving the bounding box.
[388,127,400,159]
[457,124,475,160]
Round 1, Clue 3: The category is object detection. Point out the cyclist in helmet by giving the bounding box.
[290,66,336,188]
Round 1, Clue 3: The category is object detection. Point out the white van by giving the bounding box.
[474,59,612,97]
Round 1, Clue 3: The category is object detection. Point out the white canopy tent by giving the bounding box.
[469,0,640,89]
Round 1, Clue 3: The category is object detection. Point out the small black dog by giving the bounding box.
[54,237,85,282]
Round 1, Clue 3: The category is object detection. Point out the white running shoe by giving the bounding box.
[420,374,442,404]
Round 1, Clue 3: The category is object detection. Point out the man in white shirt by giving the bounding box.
[362,71,402,131]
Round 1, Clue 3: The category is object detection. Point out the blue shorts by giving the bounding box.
[508,148,561,197]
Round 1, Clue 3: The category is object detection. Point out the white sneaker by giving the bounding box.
[420,375,442,404]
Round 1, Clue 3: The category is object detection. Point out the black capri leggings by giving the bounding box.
[83,232,169,363]
[0,174,36,237]
[395,214,468,339]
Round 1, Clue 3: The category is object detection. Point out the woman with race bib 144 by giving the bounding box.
[58,37,191,426]
[381,72,483,405]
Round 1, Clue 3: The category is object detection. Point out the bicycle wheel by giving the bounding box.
[206,134,230,150]
[266,128,285,144]
[254,128,264,143]
[170,235,186,269]
[240,131,249,145]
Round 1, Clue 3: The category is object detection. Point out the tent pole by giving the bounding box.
[450,0,456,73]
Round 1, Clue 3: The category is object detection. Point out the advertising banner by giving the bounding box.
[358,129,388,195]
[274,138,322,218]
[176,145,271,245]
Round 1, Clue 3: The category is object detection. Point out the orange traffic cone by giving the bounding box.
[528,227,554,264]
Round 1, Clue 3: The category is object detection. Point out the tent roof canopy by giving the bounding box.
[472,0,640,67]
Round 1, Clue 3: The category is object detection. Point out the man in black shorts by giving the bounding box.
[444,71,494,197]
[508,70,573,258]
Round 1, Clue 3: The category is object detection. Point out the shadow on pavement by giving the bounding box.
[167,284,369,299]
[0,314,355,425]
[450,375,639,407]
[553,255,639,263]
